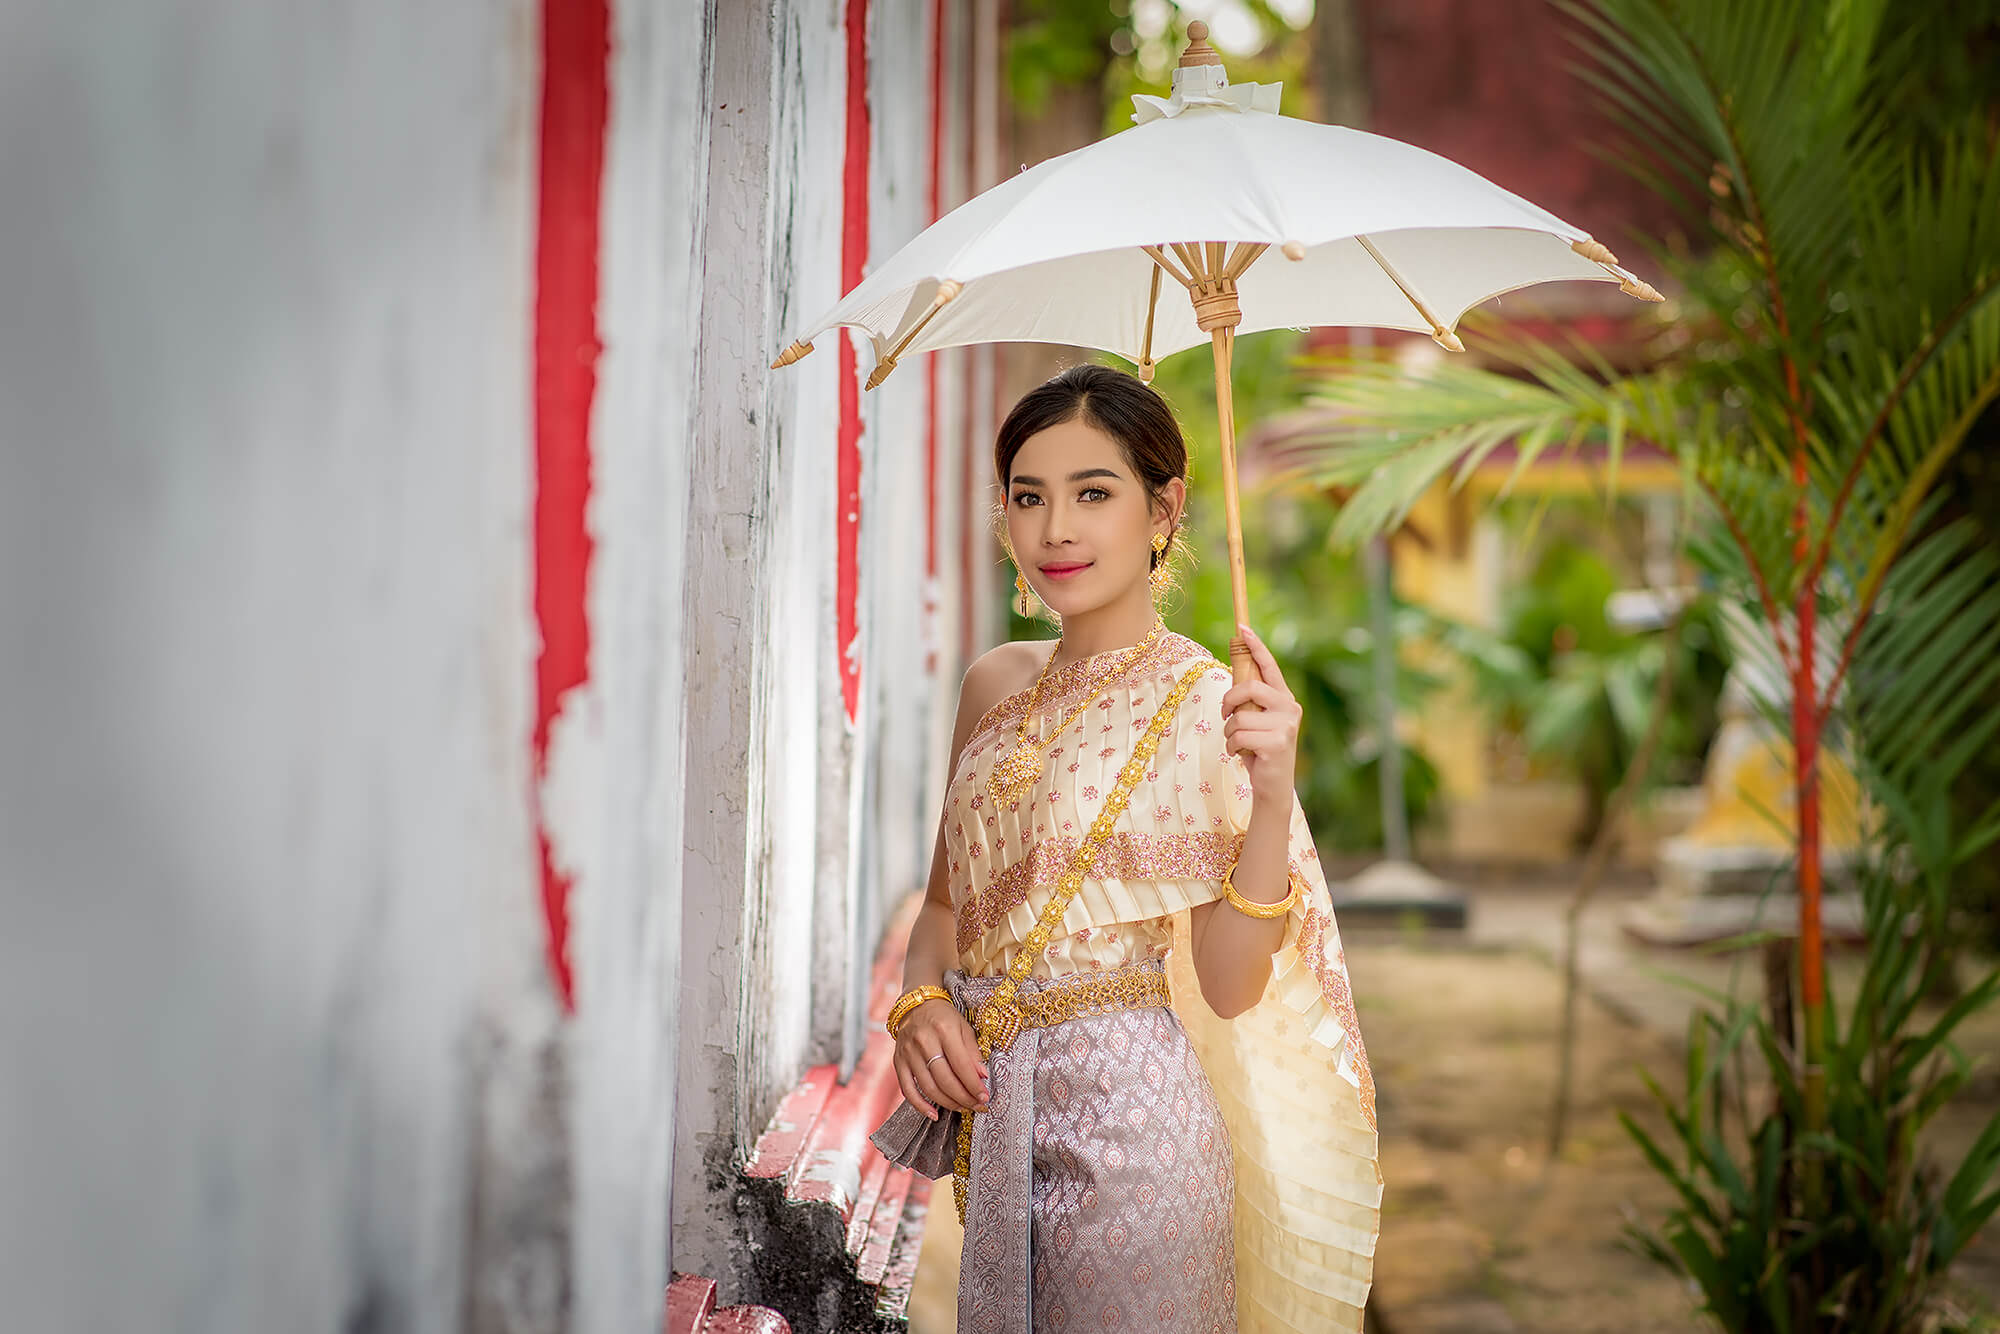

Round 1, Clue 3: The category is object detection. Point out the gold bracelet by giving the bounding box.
[1221,871,1299,920]
[885,984,951,1039]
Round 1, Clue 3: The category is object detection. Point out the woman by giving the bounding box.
[870,365,1380,1334]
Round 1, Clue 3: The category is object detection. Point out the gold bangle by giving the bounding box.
[1222,871,1299,920]
[885,984,951,1039]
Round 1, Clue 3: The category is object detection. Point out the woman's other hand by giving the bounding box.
[892,998,989,1121]
[1221,622,1302,807]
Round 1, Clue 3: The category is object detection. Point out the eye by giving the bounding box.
[1079,486,1111,502]
[1011,490,1043,508]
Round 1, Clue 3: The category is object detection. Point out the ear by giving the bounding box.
[1153,477,1188,538]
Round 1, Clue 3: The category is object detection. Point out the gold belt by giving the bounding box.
[975,967,1173,1053]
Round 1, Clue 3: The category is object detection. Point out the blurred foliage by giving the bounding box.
[1007,0,1319,138]
[1938,446,2000,952]
[1438,525,1730,848]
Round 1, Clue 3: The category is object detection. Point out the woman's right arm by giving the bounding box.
[889,647,1024,1122]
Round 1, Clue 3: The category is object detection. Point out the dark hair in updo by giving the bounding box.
[993,364,1188,569]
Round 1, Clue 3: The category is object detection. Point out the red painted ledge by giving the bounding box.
[739,892,933,1313]
[665,1275,790,1334]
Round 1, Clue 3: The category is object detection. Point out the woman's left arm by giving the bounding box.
[1189,624,1299,1018]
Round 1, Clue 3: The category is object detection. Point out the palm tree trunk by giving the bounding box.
[1793,501,1829,1235]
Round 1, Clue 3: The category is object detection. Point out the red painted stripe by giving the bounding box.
[531,0,609,1012]
[837,0,872,724]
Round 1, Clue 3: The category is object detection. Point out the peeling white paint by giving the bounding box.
[0,2,560,1329]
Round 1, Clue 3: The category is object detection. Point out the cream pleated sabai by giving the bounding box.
[947,631,1383,1332]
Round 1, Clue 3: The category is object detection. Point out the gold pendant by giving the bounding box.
[975,996,1024,1056]
[986,741,1045,807]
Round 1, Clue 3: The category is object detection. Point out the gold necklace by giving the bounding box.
[986,621,1164,807]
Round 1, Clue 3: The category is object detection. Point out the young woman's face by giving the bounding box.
[1004,417,1182,621]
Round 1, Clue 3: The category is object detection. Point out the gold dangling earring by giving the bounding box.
[1015,569,1036,617]
[1149,531,1171,597]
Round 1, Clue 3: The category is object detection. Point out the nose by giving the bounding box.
[1041,494,1076,547]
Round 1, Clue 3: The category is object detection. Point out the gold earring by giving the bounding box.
[1015,569,1036,617]
[1149,532,1171,594]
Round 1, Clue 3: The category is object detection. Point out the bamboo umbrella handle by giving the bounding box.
[1209,325,1257,687]
[1150,237,1263,687]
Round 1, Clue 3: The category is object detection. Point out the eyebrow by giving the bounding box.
[1009,468,1124,486]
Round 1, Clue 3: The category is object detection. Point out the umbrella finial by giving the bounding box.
[1571,237,1666,302]
[770,339,816,369]
[1180,20,1223,70]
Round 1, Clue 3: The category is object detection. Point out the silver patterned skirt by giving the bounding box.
[952,961,1237,1334]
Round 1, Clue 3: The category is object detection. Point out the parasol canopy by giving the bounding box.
[773,21,1661,682]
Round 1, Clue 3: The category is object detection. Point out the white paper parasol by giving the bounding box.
[773,21,1661,682]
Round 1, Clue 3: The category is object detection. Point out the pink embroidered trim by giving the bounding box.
[1298,907,1376,1130]
[955,830,1243,954]
[965,633,1213,754]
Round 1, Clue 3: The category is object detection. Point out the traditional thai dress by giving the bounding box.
[872,632,1381,1334]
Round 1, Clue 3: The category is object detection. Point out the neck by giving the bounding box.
[1051,586,1160,667]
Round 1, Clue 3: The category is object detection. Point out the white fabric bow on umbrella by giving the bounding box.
[773,21,1660,683]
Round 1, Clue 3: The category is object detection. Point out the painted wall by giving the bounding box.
[562,0,711,1324]
[0,2,566,1330]
[669,0,1002,1292]
[1,0,999,1323]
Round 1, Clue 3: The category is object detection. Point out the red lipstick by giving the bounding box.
[1038,561,1091,581]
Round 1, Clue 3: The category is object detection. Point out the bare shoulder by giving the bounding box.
[945,641,1049,761]
[958,639,1053,723]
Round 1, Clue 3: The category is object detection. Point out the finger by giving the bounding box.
[1227,711,1291,744]
[1225,681,1289,715]
[928,1050,979,1111]
[1229,727,1287,756]
[1237,623,1288,691]
[940,1022,991,1109]
[894,1051,938,1121]
[916,1038,977,1111]
[911,1044,961,1111]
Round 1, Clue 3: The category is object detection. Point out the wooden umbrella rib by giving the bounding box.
[1138,263,1163,382]
[1355,234,1464,351]
[1142,245,1196,289]
[1223,241,1269,281]
[865,278,962,388]
[1171,241,1206,281]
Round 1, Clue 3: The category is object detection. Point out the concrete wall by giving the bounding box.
[1,0,999,1323]
[562,0,711,1322]
[0,2,563,1330]
[671,0,999,1291]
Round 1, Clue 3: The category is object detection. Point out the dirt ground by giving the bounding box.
[1346,928,2000,1334]
[1356,939,1694,1333]
[906,914,2000,1332]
